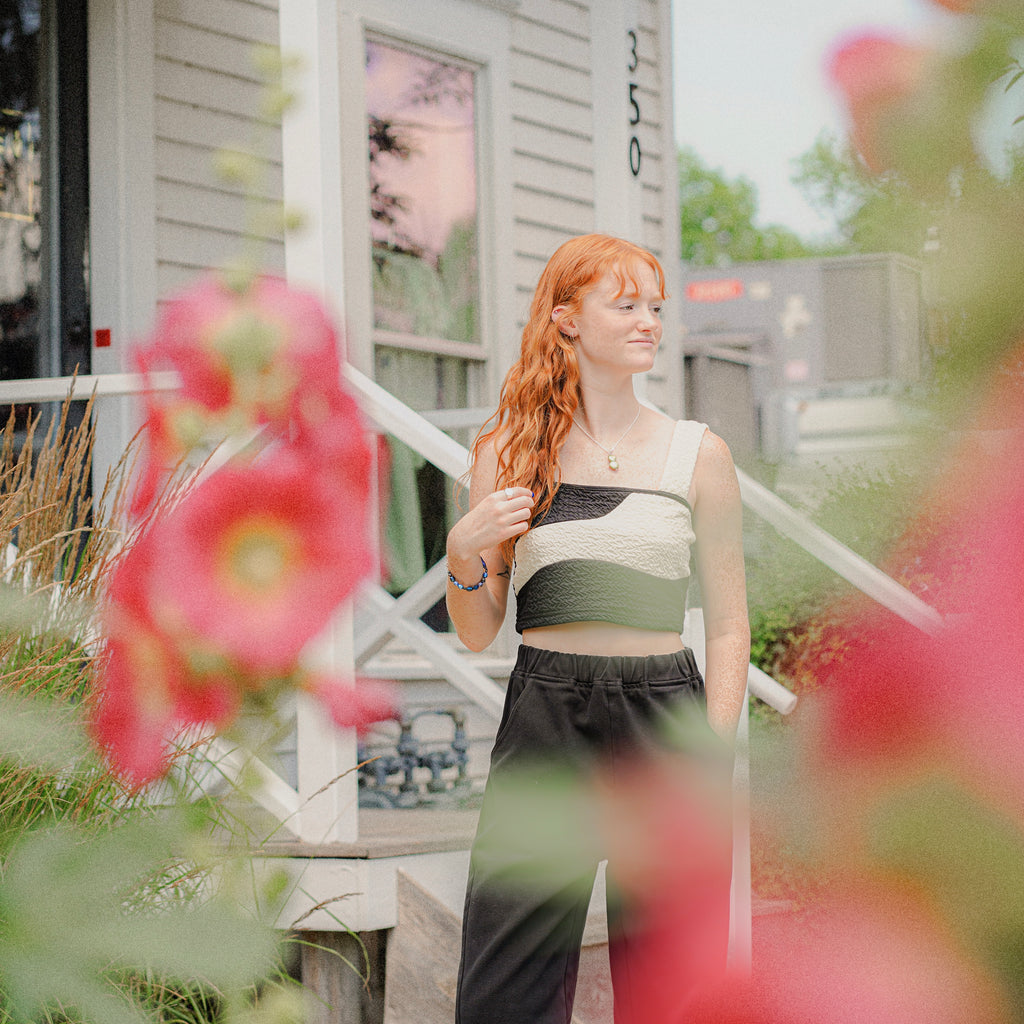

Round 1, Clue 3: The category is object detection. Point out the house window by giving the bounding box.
[365,37,480,349]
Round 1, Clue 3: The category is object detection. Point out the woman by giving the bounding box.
[446,234,749,1024]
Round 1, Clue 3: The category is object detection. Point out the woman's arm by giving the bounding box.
[446,439,535,652]
[691,431,750,744]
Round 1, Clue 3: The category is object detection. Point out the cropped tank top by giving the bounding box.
[512,420,708,634]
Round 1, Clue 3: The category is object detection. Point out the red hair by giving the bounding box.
[471,234,667,567]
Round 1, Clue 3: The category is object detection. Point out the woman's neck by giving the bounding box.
[576,382,640,436]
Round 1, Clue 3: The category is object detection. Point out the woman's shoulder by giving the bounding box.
[690,428,739,508]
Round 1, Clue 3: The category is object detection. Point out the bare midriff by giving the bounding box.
[521,621,685,657]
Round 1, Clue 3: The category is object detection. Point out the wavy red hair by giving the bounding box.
[471,234,667,567]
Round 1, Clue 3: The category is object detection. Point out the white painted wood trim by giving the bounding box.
[354,565,449,664]
[655,0,685,418]
[206,738,302,825]
[297,608,360,844]
[88,0,158,485]
[345,365,471,480]
[729,688,752,975]
[279,1,348,316]
[590,0,641,240]
[362,587,506,720]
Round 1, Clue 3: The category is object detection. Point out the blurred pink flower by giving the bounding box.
[303,674,397,731]
[131,274,349,516]
[144,446,371,675]
[93,531,242,786]
[142,273,341,424]
[594,755,733,1022]
[928,0,979,10]
[806,346,1024,818]
[826,33,929,173]
[291,380,376,510]
[691,885,1010,1024]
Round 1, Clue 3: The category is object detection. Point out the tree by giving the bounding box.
[790,130,937,257]
[678,146,815,265]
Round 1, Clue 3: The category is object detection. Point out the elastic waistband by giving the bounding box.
[513,644,700,684]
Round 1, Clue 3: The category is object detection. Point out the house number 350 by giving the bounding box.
[627,29,641,177]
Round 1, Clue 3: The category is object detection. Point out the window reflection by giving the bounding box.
[0,0,41,387]
[365,38,479,345]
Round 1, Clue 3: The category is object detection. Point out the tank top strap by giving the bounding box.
[658,420,708,500]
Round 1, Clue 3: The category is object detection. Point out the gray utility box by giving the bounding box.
[678,253,924,462]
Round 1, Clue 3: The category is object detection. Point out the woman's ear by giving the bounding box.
[551,305,576,338]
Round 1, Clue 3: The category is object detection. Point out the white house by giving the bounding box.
[3,2,693,1021]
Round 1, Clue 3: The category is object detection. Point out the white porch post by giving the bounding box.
[280,1,359,844]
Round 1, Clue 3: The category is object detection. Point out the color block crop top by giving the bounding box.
[512,420,708,634]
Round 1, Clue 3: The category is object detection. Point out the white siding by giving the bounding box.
[509,0,596,305]
[153,0,285,300]
[504,0,681,409]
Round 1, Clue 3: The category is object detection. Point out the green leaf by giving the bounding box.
[0,817,280,1024]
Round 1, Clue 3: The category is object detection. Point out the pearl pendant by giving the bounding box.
[608,454,619,470]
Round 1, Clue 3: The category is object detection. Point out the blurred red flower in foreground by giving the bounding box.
[691,886,1009,1024]
[596,754,733,1023]
[145,449,370,674]
[826,33,929,173]
[929,0,980,10]
[93,273,395,785]
[145,273,339,424]
[131,273,345,517]
[808,345,1024,818]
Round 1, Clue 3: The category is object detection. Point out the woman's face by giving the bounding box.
[559,264,664,379]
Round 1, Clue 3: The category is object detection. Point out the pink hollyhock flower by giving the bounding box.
[594,754,733,1022]
[143,445,371,675]
[929,0,979,10]
[129,377,212,518]
[93,531,242,785]
[826,33,930,173]
[130,274,350,516]
[142,274,342,425]
[303,673,397,731]
[291,380,375,506]
[690,885,1010,1024]
[809,369,1024,814]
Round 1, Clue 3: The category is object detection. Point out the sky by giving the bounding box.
[671,0,961,240]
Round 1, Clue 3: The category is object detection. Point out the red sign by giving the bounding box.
[685,279,744,303]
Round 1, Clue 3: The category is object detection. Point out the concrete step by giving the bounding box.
[383,853,793,1024]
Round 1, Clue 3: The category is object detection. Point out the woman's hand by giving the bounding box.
[446,486,535,569]
[446,436,535,651]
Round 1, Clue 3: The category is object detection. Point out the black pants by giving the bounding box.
[455,645,722,1024]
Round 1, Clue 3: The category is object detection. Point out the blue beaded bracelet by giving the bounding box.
[448,557,488,591]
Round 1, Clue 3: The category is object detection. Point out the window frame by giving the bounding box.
[363,32,485,361]
[337,0,516,408]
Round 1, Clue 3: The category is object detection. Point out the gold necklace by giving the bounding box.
[572,407,641,471]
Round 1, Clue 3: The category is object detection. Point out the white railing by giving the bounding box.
[5,366,944,965]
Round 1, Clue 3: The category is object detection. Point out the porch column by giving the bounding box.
[280,1,359,844]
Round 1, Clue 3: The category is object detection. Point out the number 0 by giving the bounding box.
[629,136,641,176]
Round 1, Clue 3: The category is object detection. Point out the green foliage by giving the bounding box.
[0,402,295,1024]
[678,146,818,265]
[747,454,945,695]
[791,131,937,257]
